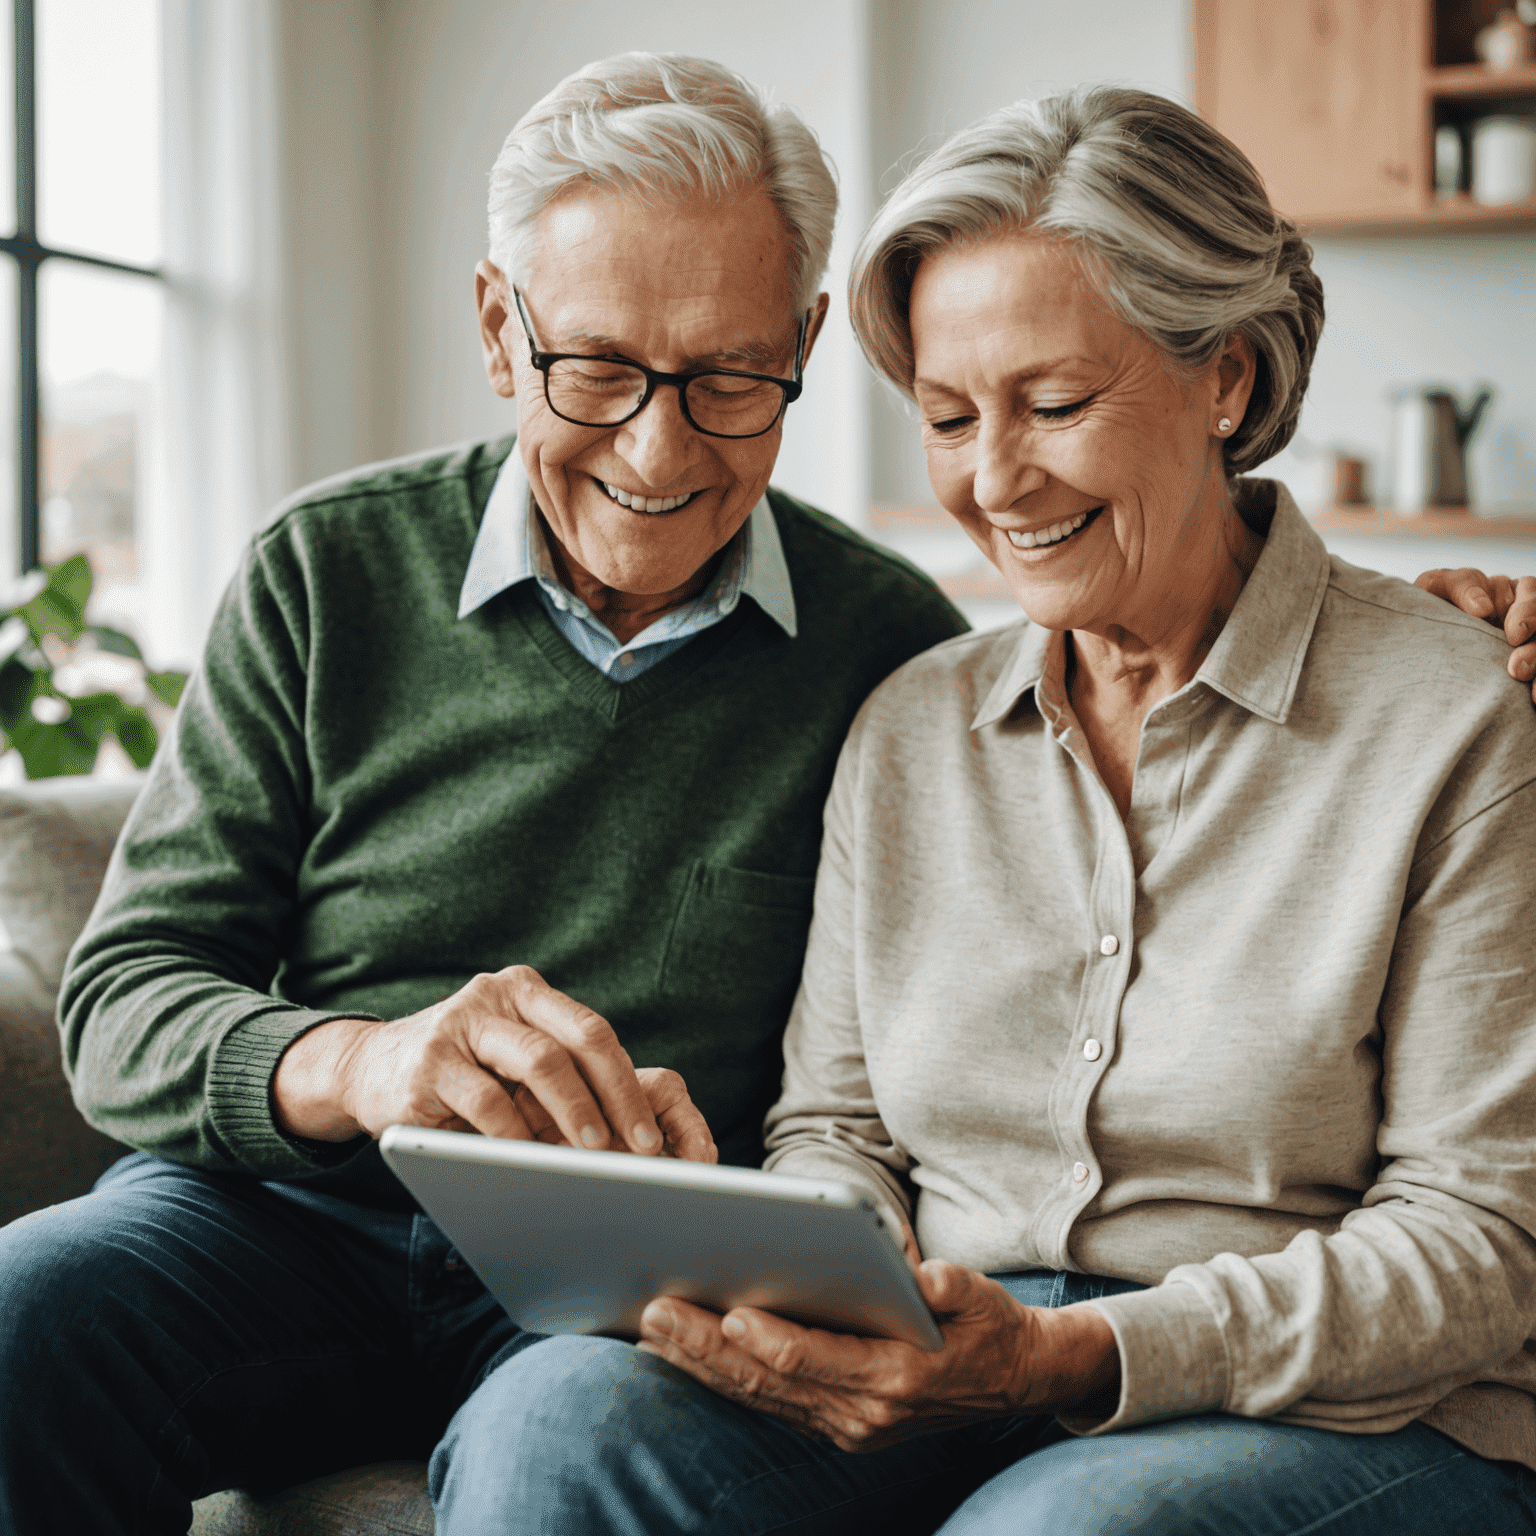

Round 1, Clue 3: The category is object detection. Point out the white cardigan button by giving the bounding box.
[1083,1039,1102,1061]
[1072,1162,1089,1182]
[1100,934,1120,956]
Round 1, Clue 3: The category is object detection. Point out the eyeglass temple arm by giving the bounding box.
[512,286,542,357]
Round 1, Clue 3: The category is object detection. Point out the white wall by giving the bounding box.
[275,0,381,490]
[1266,231,1536,516]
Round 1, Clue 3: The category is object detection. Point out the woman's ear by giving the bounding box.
[475,260,517,400]
[1213,331,1257,435]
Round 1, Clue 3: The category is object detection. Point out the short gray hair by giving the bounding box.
[850,87,1324,475]
[488,53,837,313]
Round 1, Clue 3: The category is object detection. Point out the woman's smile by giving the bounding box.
[997,506,1103,554]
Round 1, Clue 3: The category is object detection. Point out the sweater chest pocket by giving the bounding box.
[659,862,815,1025]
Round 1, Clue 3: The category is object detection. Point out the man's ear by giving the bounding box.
[476,260,517,399]
[1214,331,1257,433]
[799,292,832,371]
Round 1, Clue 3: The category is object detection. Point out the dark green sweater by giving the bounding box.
[60,437,966,1206]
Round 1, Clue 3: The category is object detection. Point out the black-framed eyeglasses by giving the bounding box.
[513,287,807,440]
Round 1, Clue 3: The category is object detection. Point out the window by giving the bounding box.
[1,0,163,646]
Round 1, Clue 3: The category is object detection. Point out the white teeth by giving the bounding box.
[1005,510,1094,550]
[602,481,693,513]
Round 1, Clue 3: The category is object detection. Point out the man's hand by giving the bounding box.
[1415,568,1536,702]
[271,964,716,1161]
[636,1260,1120,1454]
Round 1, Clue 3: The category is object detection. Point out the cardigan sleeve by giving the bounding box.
[58,522,376,1179]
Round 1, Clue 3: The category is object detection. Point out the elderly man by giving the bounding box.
[0,52,964,1535]
[0,50,1530,1536]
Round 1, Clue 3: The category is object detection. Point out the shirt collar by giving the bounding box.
[457,447,797,638]
[970,480,1330,731]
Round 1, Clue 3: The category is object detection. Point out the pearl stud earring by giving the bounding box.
[1217,417,1232,433]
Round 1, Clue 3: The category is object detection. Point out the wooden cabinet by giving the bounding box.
[1194,0,1536,233]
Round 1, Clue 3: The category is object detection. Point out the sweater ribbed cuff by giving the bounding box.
[207,1006,379,1177]
[1060,1282,1230,1436]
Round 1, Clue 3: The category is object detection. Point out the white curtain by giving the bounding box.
[142,0,289,669]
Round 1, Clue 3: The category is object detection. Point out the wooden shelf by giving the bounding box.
[1304,193,1536,235]
[1427,62,1536,99]
[1310,508,1536,537]
[1195,3,1536,238]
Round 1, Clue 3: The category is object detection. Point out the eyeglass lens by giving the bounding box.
[545,359,786,438]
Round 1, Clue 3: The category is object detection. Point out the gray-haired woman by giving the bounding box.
[616,89,1536,1532]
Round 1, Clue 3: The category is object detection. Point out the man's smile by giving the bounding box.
[596,476,703,515]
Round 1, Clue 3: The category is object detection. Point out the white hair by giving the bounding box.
[487,53,837,313]
[850,87,1325,475]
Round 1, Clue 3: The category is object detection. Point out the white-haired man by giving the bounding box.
[0,50,1529,1536]
[0,52,968,1535]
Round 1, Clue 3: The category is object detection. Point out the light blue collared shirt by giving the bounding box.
[457,451,798,680]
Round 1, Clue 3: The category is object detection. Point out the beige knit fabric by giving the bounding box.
[765,483,1536,1467]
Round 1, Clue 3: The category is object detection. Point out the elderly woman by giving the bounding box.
[475,88,1536,1533]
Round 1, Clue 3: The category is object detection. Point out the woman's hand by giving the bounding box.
[636,1261,1120,1453]
[1415,569,1536,701]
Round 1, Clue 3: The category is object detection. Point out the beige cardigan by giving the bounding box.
[765,484,1536,1467]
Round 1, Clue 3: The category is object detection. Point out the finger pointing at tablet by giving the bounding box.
[272,964,710,1158]
[512,1068,717,1162]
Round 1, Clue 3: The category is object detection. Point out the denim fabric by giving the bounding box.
[0,1154,531,1535]
[431,1270,1536,1536]
[3,1159,1533,1536]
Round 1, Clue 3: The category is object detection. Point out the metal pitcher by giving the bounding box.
[1390,386,1493,514]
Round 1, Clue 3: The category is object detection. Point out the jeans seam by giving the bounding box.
[703,1431,1013,1529]
[1280,1449,1471,1536]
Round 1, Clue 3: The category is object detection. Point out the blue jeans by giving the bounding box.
[2,1156,1533,1535]
[431,1272,1536,1534]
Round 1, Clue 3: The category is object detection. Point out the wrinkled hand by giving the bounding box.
[272,964,716,1162]
[508,1068,716,1162]
[1415,568,1536,702]
[637,1260,1119,1453]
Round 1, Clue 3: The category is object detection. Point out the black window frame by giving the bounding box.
[3,0,163,576]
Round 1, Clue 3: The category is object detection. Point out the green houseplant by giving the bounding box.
[0,554,187,779]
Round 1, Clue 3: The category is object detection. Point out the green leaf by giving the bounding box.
[50,554,93,613]
[115,707,159,768]
[0,656,33,720]
[65,691,127,745]
[146,669,188,707]
[7,711,100,778]
[19,555,93,645]
[24,587,85,645]
[88,625,144,661]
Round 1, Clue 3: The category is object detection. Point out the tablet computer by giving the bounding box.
[379,1125,944,1351]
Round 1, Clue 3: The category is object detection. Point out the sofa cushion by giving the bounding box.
[0,776,144,1223]
[190,1462,434,1535]
[0,776,145,991]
